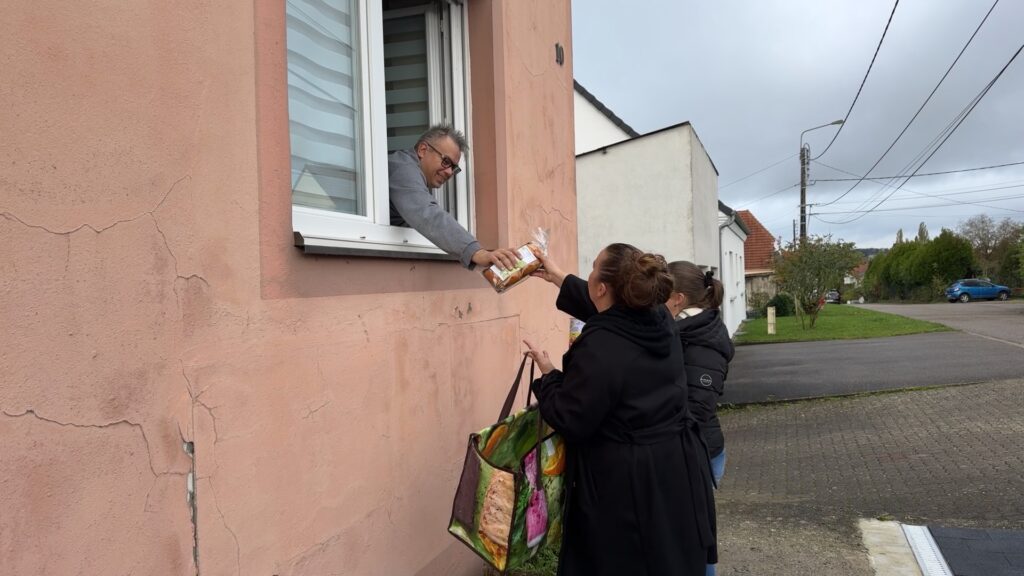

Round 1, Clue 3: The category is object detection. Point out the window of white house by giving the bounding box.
[286,0,472,257]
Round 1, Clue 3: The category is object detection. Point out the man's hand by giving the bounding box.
[523,339,555,375]
[472,248,519,271]
[530,253,566,288]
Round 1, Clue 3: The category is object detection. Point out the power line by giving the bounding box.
[816,41,1024,225]
[814,0,1000,205]
[733,182,799,209]
[811,0,900,161]
[813,192,1024,214]
[811,159,1024,182]
[811,160,1024,207]
[835,63,998,217]
[814,181,1024,205]
[720,153,797,189]
[819,44,1016,221]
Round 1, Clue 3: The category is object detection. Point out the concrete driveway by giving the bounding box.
[860,300,1024,347]
[723,301,1024,405]
[717,378,1024,575]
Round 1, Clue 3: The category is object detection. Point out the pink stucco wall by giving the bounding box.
[0,0,575,574]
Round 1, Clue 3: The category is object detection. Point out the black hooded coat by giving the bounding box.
[531,275,717,576]
[675,309,734,458]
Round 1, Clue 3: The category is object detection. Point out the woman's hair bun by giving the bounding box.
[599,244,674,309]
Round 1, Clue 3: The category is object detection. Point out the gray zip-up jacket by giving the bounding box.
[388,148,481,268]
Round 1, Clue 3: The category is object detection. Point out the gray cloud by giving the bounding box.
[573,0,1024,247]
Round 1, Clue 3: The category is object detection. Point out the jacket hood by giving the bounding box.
[675,309,734,362]
[585,304,675,357]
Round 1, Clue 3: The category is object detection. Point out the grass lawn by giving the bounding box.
[735,303,951,345]
[496,546,559,576]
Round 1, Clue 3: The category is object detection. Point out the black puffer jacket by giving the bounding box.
[532,276,717,575]
[675,309,734,457]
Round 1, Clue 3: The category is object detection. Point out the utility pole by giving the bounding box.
[792,219,797,244]
[798,119,843,243]
[799,145,808,242]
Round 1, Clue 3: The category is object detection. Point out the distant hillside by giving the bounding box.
[857,248,883,258]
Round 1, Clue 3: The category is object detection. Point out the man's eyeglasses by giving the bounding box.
[425,142,462,176]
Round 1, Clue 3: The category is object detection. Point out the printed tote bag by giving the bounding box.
[448,355,566,573]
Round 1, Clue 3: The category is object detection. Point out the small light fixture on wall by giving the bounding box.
[555,43,564,66]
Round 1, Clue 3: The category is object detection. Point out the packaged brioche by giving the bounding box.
[568,318,585,345]
[482,228,549,293]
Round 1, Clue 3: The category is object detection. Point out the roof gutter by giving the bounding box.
[718,211,737,274]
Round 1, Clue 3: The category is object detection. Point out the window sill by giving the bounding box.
[294,231,460,262]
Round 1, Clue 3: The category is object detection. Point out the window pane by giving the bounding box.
[383,13,429,152]
[286,0,366,215]
[383,2,460,217]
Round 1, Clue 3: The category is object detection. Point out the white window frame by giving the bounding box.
[292,0,473,257]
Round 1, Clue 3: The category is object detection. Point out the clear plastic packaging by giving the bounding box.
[568,318,585,345]
[482,228,550,294]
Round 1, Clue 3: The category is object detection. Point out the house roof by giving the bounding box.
[850,261,869,279]
[719,201,750,235]
[575,119,721,177]
[574,81,720,175]
[573,80,641,139]
[736,210,776,272]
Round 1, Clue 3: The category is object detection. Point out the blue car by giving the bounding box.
[945,279,1011,303]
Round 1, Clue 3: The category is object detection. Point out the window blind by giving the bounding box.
[286,0,364,215]
[383,14,429,152]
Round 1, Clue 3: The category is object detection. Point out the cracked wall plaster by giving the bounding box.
[1,0,574,575]
[0,410,192,574]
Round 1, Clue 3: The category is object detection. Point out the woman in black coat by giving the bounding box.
[666,261,734,484]
[524,244,717,576]
[666,261,735,576]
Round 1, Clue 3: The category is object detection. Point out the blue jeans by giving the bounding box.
[706,449,727,576]
[710,449,727,485]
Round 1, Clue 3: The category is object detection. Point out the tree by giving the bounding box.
[992,219,1024,285]
[916,222,929,243]
[895,228,904,244]
[885,241,923,299]
[999,241,1023,289]
[862,250,889,300]
[862,228,974,301]
[1019,238,1024,284]
[957,214,997,260]
[925,229,974,285]
[956,215,1022,278]
[774,236,862,329]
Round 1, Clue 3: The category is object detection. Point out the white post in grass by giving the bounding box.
[767,306,776,335]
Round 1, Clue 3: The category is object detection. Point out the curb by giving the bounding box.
[860,519,924,576]
[861,520,958,576]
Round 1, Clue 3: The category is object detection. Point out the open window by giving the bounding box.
[286,0,472,257]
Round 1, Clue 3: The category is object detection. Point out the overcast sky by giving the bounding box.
[571,0,1024,248]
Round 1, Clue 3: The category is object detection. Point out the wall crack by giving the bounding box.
[0,174,190,236]
[181,363,200,575]
[206,478,241,576]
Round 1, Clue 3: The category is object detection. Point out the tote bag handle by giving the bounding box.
[498,353,535,422]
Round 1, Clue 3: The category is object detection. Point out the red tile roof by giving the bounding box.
[850,261,869,279]
[737,210,777,272]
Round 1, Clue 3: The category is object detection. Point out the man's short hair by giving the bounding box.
[416,125,469,154]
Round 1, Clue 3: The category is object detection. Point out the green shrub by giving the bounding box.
[746,291,771,318]
[844,285,863,302]
[765,293,796,317]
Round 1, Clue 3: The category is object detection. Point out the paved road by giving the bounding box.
[717,378,1024,575]
[724,301,1024,405]
[716,302,1024,574]
[861,300,1024,347]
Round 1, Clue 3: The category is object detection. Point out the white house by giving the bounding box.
[574,80,639,154]
[576,122,721,275]
[574,81,724,281]
[718,201,749,335]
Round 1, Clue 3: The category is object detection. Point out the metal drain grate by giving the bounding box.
[902,524,953,576]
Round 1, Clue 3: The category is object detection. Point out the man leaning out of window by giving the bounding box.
[389,125,518,271]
